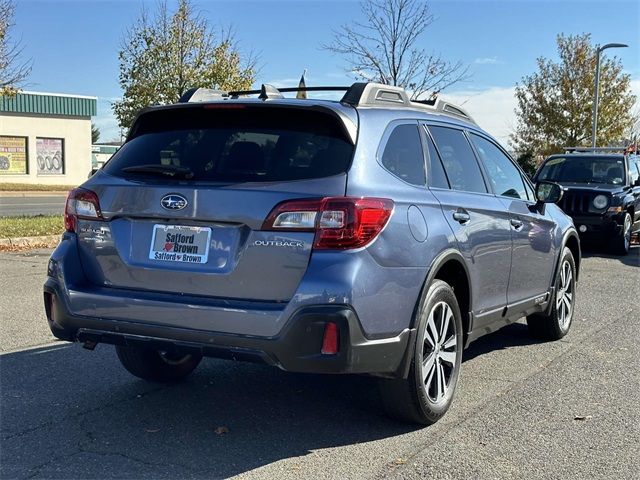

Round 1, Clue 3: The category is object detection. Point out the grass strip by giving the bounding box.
[0,215,64,238]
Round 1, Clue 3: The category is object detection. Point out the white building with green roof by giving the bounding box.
[0,91,97,186]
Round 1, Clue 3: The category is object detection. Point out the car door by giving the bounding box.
[424,124,513,328]
[467,132,557,309]
[628,158,640,231]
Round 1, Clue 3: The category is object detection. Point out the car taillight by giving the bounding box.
[262,197,394,250]
[64,188,103,232]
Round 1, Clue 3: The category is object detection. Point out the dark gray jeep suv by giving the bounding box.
[44,82,580,424]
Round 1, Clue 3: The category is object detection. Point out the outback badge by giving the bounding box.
[161,194,188,211]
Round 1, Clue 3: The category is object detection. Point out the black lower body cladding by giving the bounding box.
[44,279,411,376]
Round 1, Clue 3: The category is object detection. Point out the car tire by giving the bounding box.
[378,279,463,425]
[526,247,576,340]
[611,212,632,256]
[115,345,202,382]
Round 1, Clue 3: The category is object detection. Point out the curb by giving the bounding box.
[0,234,61,247]
[0,191,69,197]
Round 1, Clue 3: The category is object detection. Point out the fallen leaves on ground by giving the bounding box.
[0,241,58,252]
[573,415,593,421]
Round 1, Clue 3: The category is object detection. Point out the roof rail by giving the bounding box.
[179,81,477,124]
[179,88,228,103]
[340,82,477,124]
[340,83,409,106]
[563,146,628,153]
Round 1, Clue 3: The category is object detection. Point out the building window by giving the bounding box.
[36,138,65,175]
[0,136,29,175]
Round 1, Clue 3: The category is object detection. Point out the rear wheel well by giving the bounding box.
[434,260,471,340]
[565,235,580,280]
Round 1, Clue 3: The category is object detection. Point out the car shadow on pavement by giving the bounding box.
[580,243,640,267]
[1,343,415,479]
[0,321,554,479]
[462,322,543,362]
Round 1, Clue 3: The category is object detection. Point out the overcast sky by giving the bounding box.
[13,0,640,146]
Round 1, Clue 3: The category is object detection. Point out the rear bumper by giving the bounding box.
[44,279,412,376]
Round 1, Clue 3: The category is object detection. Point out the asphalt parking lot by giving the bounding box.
[0,246,638,480]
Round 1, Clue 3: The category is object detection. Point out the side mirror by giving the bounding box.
[536,181,563,203]
[634,178,640,187]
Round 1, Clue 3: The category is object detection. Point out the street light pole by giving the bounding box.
[591,43,628,148]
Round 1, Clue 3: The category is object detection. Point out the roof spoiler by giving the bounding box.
[179,82,476,125]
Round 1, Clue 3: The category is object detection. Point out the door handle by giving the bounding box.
[453,209,471,224]
[510,218,524,229]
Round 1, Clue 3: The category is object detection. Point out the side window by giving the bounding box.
[469,133,528,200]
[380,124,426,186]
[423,128,450,189]
[428,126,487,193]
[629,159,639,184]
[522,177,535,202]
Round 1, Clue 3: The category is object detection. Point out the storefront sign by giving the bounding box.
[36,138,64,175]
[0,136,28,175]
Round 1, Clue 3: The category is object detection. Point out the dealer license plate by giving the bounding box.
[149,225,212,264]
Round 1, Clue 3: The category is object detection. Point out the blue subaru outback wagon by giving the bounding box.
[44,82,580,424]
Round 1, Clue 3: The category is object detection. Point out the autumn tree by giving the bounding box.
[515,151,537,176]
[511,33,636,157]
[0,0,31,96]
[324,0,468,99]
[113,0,256,129]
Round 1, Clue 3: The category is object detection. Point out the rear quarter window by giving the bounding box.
[379,123,426,186]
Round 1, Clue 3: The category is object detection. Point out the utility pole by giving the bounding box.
[591,43,628,148]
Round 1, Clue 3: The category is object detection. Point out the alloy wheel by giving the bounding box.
[623,214,631,251]
[421,301,458,404]
[556,260,574,329]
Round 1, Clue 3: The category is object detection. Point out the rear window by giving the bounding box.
[103,106,354,182]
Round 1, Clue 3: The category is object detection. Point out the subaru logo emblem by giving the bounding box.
[160,194,188,211]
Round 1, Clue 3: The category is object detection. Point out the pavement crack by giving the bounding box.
[2,384,169,442]
[24,451,83,480]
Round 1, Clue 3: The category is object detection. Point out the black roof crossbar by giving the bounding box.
[563,146,628,154]
[229,85,350,99]
[183,82,476,124]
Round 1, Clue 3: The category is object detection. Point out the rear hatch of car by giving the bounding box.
[70,103,356,302]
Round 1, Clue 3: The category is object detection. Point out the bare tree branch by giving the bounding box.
[323,0,468,99]
[0,0,32,95]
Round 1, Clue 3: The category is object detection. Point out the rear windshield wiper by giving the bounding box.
[122,164,194,179]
